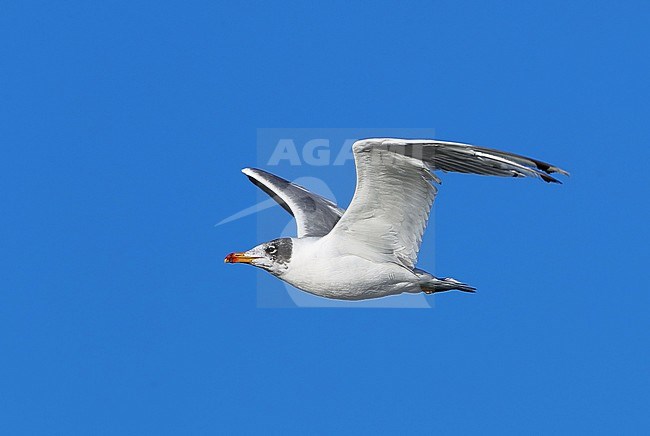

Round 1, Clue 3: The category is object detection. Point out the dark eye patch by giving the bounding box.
[265,238,292,266]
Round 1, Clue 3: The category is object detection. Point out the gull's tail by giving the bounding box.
[414,268,476,294]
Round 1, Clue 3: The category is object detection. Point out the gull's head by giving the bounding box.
[224,238,292,276]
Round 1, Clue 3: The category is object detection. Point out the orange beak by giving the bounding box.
[224,252,260,264]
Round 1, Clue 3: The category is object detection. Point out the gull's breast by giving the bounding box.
[281,238,419,300]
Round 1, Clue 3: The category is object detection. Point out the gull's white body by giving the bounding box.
[281,237,421,300]
[225,138,568,300]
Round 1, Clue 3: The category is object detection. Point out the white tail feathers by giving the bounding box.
[414,268,476,294]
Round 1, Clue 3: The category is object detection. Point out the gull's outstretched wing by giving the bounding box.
[325,138,569,269]
[242,168,345,238]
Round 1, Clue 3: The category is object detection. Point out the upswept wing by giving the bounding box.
[325,138,568,269]
[242,168,344,238]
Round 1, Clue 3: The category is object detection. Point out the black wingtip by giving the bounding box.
[540,173,562,184]
[530,159,570,177]
[245,175,295,216]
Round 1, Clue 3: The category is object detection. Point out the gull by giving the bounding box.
[224,138,568,300]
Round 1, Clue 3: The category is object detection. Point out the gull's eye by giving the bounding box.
[265,245,277,255]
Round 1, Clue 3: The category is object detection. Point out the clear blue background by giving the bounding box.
[2,1,649,434]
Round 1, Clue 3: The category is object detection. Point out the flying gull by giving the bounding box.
[224,138,568,300]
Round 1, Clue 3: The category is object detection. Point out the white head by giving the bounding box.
[224,238,293,277]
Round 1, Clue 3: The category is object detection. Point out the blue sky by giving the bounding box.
[2,0,649,434]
